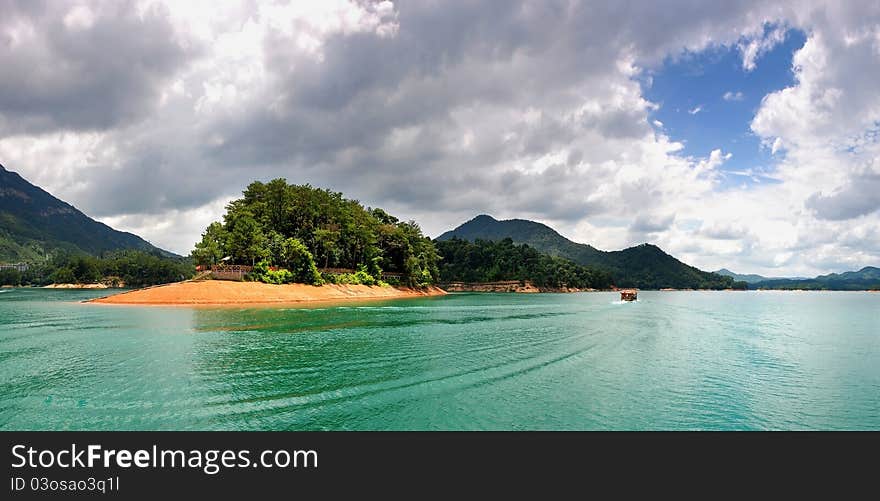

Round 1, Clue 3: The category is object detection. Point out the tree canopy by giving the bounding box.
[435,237,614,289]
[3,250,194,287]
[191,179,439,286]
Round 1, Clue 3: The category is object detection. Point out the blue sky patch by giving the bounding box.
[641,27,807,189]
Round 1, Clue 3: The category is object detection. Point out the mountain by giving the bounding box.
[752,267,880,290]
[437,215,739,289]
[714,268,807,283]
[0,162,174,262]
[714,268,772,284]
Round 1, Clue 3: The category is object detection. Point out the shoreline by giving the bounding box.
[85,279,446,306]
[43,283,110,289]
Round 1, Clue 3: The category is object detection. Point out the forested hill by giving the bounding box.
[435,237,613,290]
[191,179,440,286]
[438,215,742,289]
[438,215,605,262]
[0,162,174,262]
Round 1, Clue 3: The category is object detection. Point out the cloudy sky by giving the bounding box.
[1,0,879,276]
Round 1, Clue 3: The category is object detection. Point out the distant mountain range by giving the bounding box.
[0,162,174,262]
[713,268,808,284]
[715,267,879,290]
[713,268,771,284]
[749,267,880,290]
[437,215,737,289]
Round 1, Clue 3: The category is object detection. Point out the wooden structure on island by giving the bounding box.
[197,264,406,283]
[207,264,253,281]
[0,262,29,273]
[320,267,406,283]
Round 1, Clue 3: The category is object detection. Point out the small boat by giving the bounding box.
[620,289,638,302]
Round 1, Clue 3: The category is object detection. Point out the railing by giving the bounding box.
[319,268,406,283]
[209,264,253,281]
[205,265,408,283]
[318,267,356,275]
[439,280,523,287]
[438,280,532,292]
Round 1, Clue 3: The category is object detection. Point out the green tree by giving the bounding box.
[191,222,227,266]
[279,238,322,285]
[313,228,340,268]
[225,209,267,265]
[71,256,102,283]
[0,269,22,286]
[50,267,75,284]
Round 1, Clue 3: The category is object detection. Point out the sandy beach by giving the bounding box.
[86,280,446,306]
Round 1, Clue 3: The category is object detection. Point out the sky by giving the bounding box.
[1,0,879,277]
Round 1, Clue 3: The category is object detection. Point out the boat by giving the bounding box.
[620,289,638,302]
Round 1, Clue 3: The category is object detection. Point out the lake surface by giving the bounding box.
[1,288,878,430]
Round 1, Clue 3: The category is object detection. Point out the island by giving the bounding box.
[91,179,445,305]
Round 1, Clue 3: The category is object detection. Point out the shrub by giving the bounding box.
[382,275,401,286]
[326,265,380,286]
[417,267,434,287]
[251,260,294,285]
[334,273,356,284]
[263,268,293,284]
[251,260,270,282]
[352,268,376,286]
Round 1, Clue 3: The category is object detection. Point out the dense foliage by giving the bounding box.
[0,250,194,287]
[192,179,439,286]
[597,243,746,289]
[435,238,614,289]
[439,215,747,289]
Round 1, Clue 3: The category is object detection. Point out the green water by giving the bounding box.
[1,288,878,430]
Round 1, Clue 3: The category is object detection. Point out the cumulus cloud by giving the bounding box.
[0,0,198,134]
[699,221,748,240]
[0,0,879,276]
[696,149,732,174]
[630,213,676,234]
[806,168,880,220]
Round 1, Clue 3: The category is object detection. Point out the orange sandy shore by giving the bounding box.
[86,280,447,306]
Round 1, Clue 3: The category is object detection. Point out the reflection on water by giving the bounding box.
[1,288,879,430]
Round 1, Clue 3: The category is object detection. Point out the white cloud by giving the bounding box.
[770,137,784,155]
[739,25,787,71]
[1,0,879,276]
[723,91,744,101]
[695,149,732,175]
[98,197,235,254]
